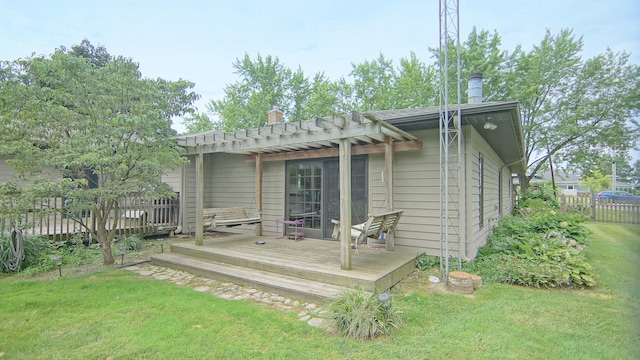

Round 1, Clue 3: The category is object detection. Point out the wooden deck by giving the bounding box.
[151,233,417,302]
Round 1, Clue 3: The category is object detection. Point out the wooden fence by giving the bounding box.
[0,193,180,241]
[560,193,640,225]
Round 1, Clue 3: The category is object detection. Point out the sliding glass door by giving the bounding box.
[287,157,367,239]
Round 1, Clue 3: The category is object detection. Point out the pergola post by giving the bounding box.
[195,151,204,246]
[255,153,263,236]
[339,136,352,270]
[385,135,395,250]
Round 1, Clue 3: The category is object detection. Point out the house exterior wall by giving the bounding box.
[162,168,182,193]
[178,126,514,259]
[369,129,447,255]
[262,160,285,235]
[180,155,197,232]
[179,153,286,235]
[465,126,512,258]
[370,126,512,258]
[203,152,255,209]
[0,155,62,185]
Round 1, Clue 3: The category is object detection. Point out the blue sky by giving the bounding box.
[1,0,639,146]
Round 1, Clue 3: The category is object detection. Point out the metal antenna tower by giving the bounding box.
[438,0,464,284]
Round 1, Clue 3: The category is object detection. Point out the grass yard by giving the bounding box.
[1,222,638,359]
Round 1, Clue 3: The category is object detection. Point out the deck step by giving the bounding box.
[168,242,378,290]
[151,252,351,302]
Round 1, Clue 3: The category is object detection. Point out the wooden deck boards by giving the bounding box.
[152,233,417,300]
[197,234,412,277]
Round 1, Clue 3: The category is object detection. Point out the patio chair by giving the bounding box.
[330,209,403,251]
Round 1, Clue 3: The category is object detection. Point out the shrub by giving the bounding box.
[113,234,143,251]
[415,253,440,271]
[466,191,595,288]
[325,289,402,340]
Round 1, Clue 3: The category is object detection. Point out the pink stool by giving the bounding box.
[275,219,305,241]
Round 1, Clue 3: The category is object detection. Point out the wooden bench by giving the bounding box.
[203,207,262,229]
[331,209,403,251]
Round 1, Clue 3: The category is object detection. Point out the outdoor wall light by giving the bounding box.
[52,256,63,277]
[483,117,498,130]
[378,293,391,308]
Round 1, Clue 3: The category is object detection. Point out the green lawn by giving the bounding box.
[1,222,638,359]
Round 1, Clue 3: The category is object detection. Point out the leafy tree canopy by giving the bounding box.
[0,40,199,265]
[579,168,611,193]
[187,28,639,191]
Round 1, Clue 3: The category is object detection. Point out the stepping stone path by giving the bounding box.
[124,264,327,328]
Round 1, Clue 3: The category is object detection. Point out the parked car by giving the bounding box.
[596,190,640,203]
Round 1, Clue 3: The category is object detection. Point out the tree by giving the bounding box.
[631,160,640,188]
[394,52,438,108]
[306,72,344,118]
[208,53,298,131]
[506,30,640,190]
[0,41,198,265]
[578,168,611,193]
[182,112,216,134]
[67,38,111,68]
[197,29,640,188]
[348,53,397,111]
[433,28,511,104]
[200,52,439,134]
[202,53,344,132]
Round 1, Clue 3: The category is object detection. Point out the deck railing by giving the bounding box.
[0,193,179,241]
[560,193,640,225]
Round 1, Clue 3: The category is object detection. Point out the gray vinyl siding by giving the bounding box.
[262,160,285,235]
[180,153,284,236]
[0,155,62,186]
[204,153,255,209]
[466,127,507,257]
[162,168,182,193]
[204,153,261,232]
[371,129,457,255]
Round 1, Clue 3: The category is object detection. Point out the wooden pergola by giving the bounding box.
[176,112,421,270]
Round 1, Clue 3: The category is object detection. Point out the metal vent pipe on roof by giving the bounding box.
[468,72,483,104]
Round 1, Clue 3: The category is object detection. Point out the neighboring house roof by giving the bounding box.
[531,170,636,190]
[532,170,582,184]
[176,101,525,172]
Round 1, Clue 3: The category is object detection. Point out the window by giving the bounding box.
[288,161,323,231]
[287,157,368,239]
[479,153,484,228]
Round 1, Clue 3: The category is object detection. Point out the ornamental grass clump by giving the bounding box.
[325,288,402,340]
[465,191,595,288]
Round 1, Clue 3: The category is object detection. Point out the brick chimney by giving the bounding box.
[267,106,283,125]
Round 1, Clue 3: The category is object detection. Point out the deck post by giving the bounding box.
[340,128,352,270]
[384,136,395,250]
[255,153,263,236]
[195,152,204,245]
